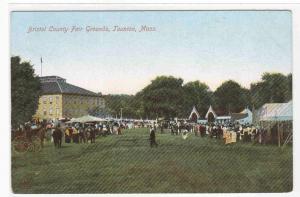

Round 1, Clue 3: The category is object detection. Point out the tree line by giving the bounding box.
[11,56,292,128]
[105,73,292,119]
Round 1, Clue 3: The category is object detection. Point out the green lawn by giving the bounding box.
[11,128,293,193]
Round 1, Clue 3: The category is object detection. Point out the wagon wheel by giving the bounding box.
[31,136,42,152]
[12,136,28,153]
[26,142,35,152]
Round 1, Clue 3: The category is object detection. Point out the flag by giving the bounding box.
[40,57,43,63]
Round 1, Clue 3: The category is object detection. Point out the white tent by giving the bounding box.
[189,106,200,120]
[235,108,253,124]
[255,101,293,148]
[65,117,78,124]
[256,100,292,121]
[205,105,217,119]
[66,115,106,123]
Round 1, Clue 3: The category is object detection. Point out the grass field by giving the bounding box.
[11,128,293,193]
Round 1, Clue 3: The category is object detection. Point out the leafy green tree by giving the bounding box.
[250,72,292,109]
[286,73,292,101]
[182,81,214,118]
[88,106,111,117]
[104,72,292,120]
[214,80,249,114]
[262,73,289,102]
[250,81,269,109]
[11,56,41,129]
[137,76,184,119]
[104,94,137,118]
[129,91,145,119]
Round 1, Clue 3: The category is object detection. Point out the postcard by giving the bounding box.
[10,8,293,194]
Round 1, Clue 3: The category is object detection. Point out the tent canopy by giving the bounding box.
[189,106,200,120]
[66,115,106,123]
[256,100,292,121]
[205,105,217,119]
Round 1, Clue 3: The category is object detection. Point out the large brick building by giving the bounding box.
[34,76,105,120]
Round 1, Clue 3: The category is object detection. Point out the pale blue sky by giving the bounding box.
[10,11,292,94]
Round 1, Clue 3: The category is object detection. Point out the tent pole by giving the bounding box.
[277,122,280,147]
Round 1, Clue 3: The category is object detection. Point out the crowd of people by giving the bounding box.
[12,118,274,150]
[12,119,126,149]
[152,121,269,145]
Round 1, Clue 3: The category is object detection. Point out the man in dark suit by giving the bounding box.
[149,126,158,147]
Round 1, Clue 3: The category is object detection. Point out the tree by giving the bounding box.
[88,106,111,118]
[286,73,292,101]
[262,73,289,103]
[137,76,184,119]
[250,81,269,109]
[11,56,41,129]
[104,94,137,118]
[250,72,292,109]
[182,81,214,118]
[214,80,249,114]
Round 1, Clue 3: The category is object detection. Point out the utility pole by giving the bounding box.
[120,108,123,122]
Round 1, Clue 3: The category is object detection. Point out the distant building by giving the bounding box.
[188,105,252,124]
[230,108,253,125]
[34,76,105,120]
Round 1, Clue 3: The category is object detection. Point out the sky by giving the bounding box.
[10,11,292,95]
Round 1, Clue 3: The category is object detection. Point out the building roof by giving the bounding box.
[40,76,100,97]
[230,113,248,121]
[240,108,252,114]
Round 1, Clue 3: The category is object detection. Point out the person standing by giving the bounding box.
[72,126,79,143]
[38,126,46,148]
[117,126,122,135]
[79,125,86,143]
[160,123,164,134]
[90,126,96,143]
[65,127,71,143]
[52,124,62,148]
[57,125,62,148]
[149,126,158,147]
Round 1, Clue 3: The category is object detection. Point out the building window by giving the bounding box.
[56,96,59,104]
[43,108,47,116]
[49,96,53,104]
[56,108,60,116]
[49,107,53,115]
[43,96,47,104]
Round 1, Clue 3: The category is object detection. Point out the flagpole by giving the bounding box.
[40,57,43,76]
